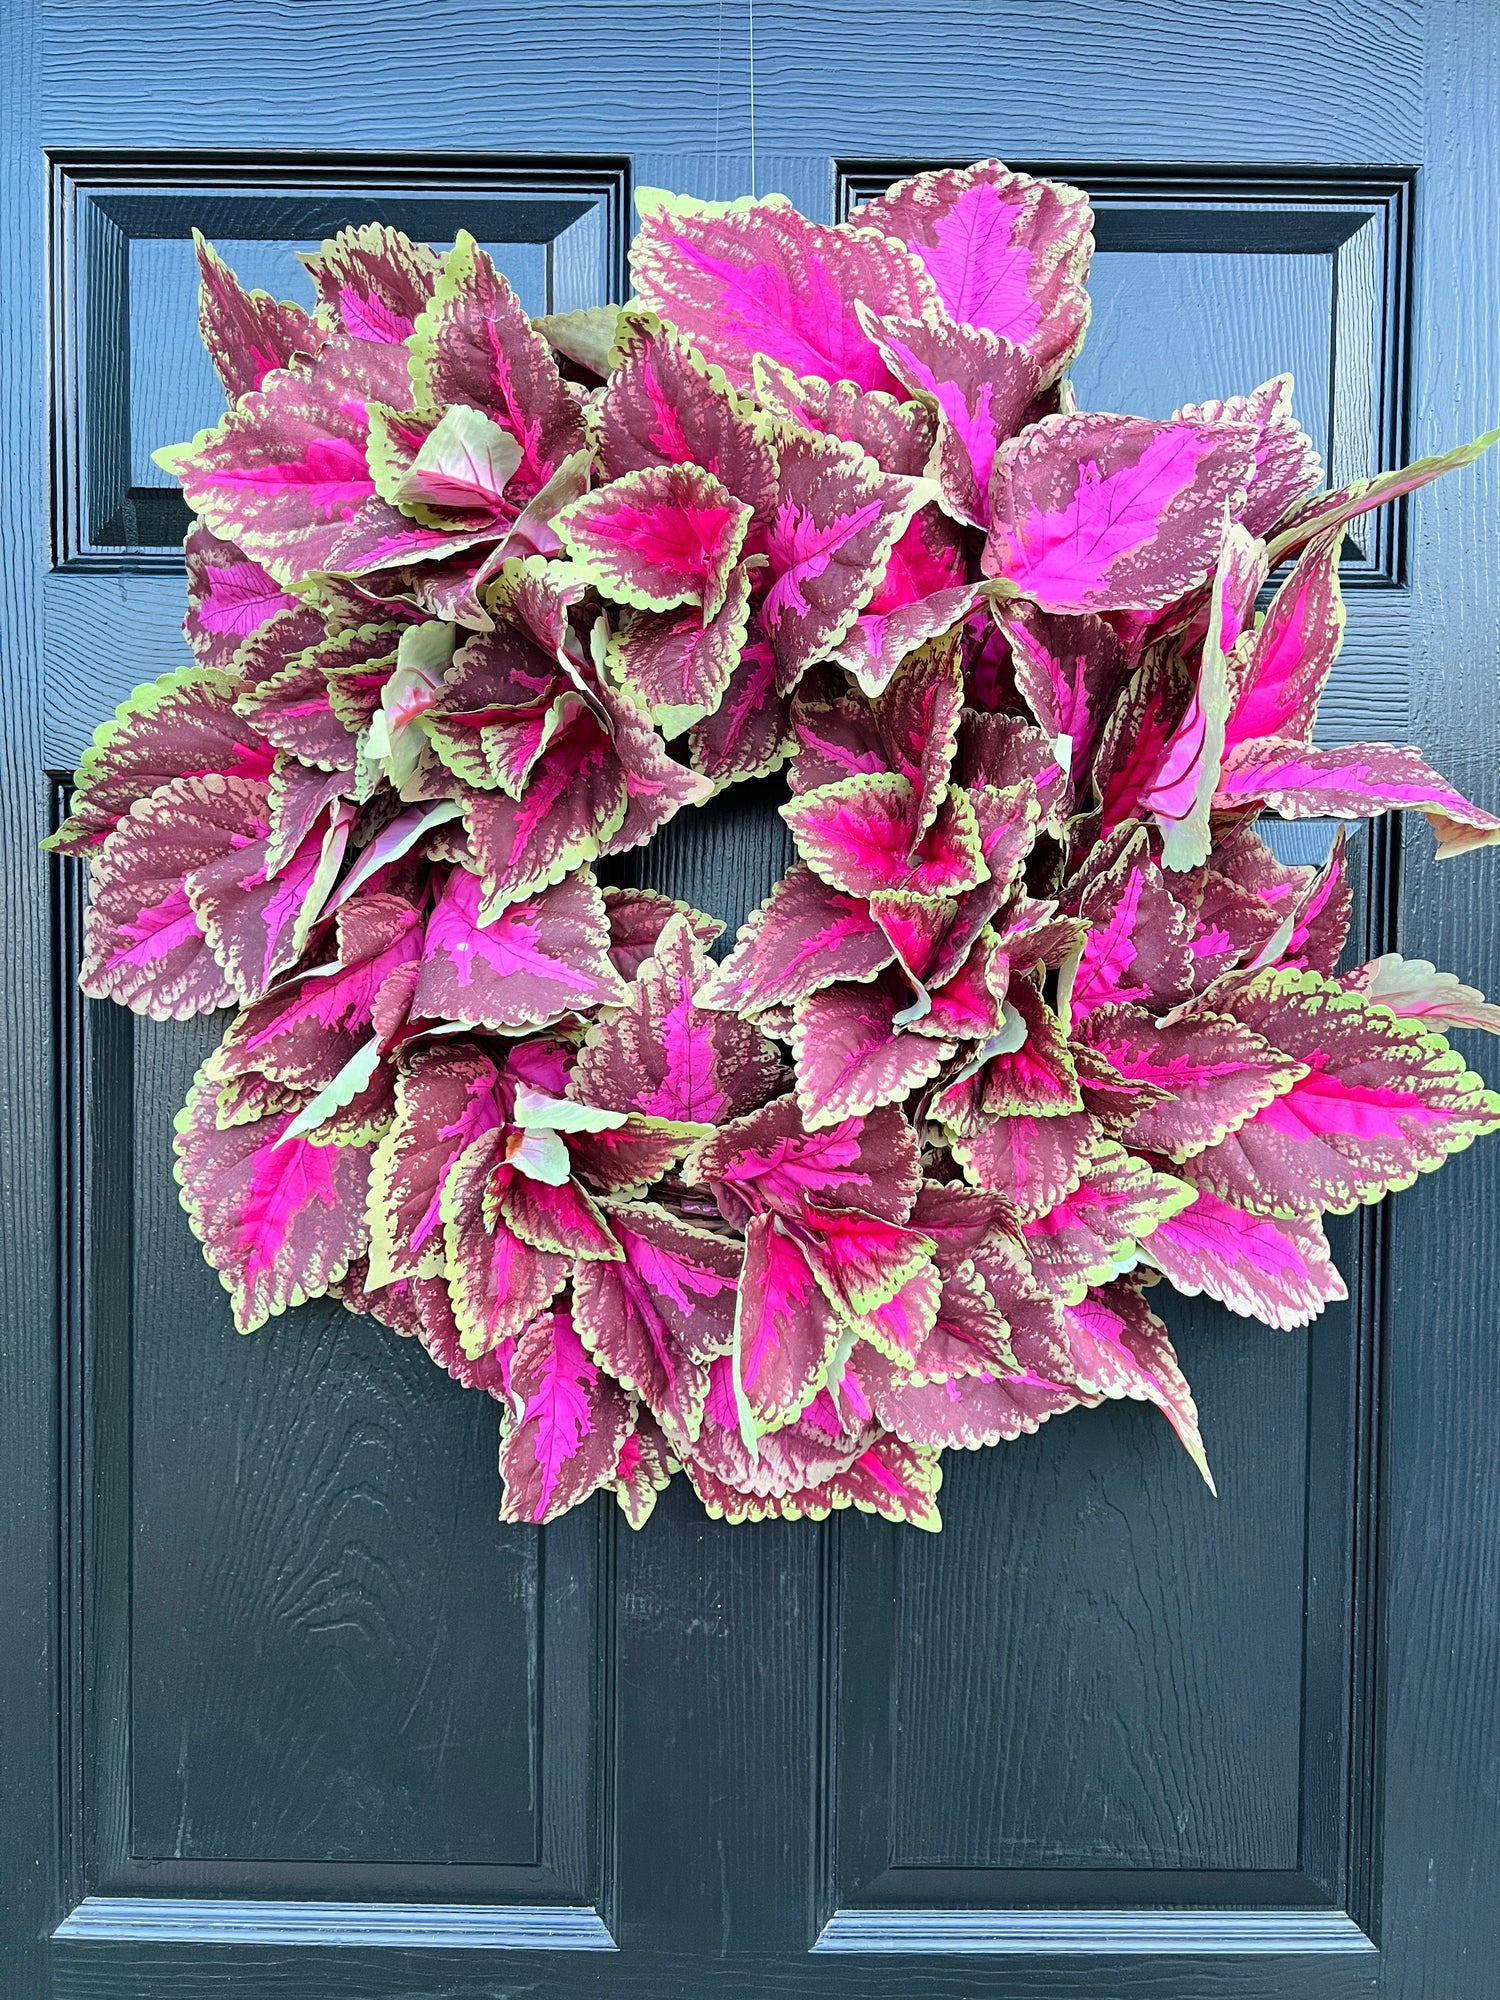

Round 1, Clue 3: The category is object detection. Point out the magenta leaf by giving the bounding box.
[78,772,274,1019]
[408,233,586,502]
[602,886,723,980]
[984,413,1255,614]
[1225,529,1346,749]
[184,523,301,666]
[698,862,894,1015]
[193,231,325,402]
[1074,1000,1306,1161]
[1216,737,1500,856]
[599,313,779,519]
[50,667,274,858]
[558,462,752,617]
[606,559,754,735]
[499,1311,635,1525]
[1021,1144,1195,1303]
[574,1200,741,1453]
[174,1063,372,1333]
[1060,834,1196,1021]
[629,190,938,393]
[367,1044,500,1283]
[850,160,1093,383]
[860,310,1042,527]
[301,223,439,344]
[414,865,629,1030]
[782,772,987,900]
[759,427,928,692]
[439,1127,569,1361]
[573,911,786,1127]
[1143,1186,1347,1330]
[1178,969,1500,1218]
[693,1097,922,1228]
[155,331,415,586]
[732,1212,845,1432]
[1175,375,1323,540]
[791,971,954,1128]
[1059,1282,1214,1488]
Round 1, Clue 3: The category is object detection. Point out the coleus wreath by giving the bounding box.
[53,163,1500,1532]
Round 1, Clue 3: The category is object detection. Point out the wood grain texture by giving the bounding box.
[2,0,68,1991]
[1380,4,1500,1997]
[39,0,1422,162]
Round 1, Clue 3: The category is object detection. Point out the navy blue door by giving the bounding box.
[6,4,1499,1995]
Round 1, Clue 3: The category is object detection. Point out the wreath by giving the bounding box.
[53,162,1500,1531]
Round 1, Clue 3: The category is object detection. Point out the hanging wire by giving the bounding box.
[747,0,758,200]
[712,0,725,200]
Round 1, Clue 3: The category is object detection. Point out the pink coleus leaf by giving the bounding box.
[613,1408,677,1529]
[1145,523,1265,872]
[830,514,978,699]
[496,1162,622,1261]
[849,159,1093,383]
[750,355,937,476]
[997,600,1132,789]
[791,970,954,1128]
[78,772,271,1019]
[732,1212,845,1433]
[598,313,779,520]
[782,771,987,900]
[183,522,301,666]
[1340,953,1500,1036]
[688,634,794,786]
[499,1311,635,1526]
[214,892,421,1089]
[759,427,929,692]
[573,911,786,1127]
[155,330,414,587]
[300,223,440,345]
[693,1096,922,1228]
[174,1063,372,1333]
[573,1200,741,1454]
[193,231,326,402]
[1175,375,1323,541]
[983,413,1255,614]
[948,1108,1109,1220]
[1177,967,1500,1218]
[1263,428,1500,570]
[860,1355,1080,1453]
[939,975,1082,1122]
[49,667,275,857]
[366,1044,501,1284]
[1216,737,1500,857]
[1058,1282,1214,1489]
[1060,835,1196,1021]
[698,862,894,1015]
[628,189,939,394]
[186,795,351,1004]
[860,310,1042,527]
[413,865,629,1031]
[1224,528,1346,750]
[606,559,754,735]
[1272,830,1352,977]
[1021,1144,1195,1304]
[596,690,715,857]
[796,1201,941,1355]
[1073,1000,1306,1162]
[407,232,586,502]
[557,463,752,618]
[461,705,628,916]
[1142,1185,1347,1331]
[601,886,723,981]
[439,1126,568,1361]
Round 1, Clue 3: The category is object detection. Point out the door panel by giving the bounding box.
[7,2,1499,1996]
